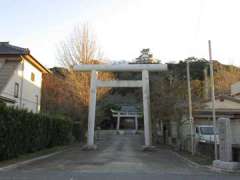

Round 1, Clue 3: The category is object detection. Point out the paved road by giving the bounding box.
[0,131,239,180]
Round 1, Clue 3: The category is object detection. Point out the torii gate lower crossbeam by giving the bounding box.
[74,64,168,150]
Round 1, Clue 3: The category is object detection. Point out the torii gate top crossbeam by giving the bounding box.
[74,64,167,72]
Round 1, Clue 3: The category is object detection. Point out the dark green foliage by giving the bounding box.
[0,104,73,161]
[0,100,6,106]
[72,123,82,142]
[111,72,142,96]
[103,103,121,111]
[95,103,120,126]
[168,57,209,81]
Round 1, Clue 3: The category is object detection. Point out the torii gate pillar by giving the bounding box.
[142,70,152,146]
[116,113,120,131]
[86,70,97,150]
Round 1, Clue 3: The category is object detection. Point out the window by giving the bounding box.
[31,72,35,82]
[196,127,199,134]
[14,83,19,98]
[0,62,4,69]
[200,127,214,135]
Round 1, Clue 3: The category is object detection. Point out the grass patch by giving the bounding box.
[177,151,213,165]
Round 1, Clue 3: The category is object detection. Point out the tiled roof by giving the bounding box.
[121,105,138,112]
[0,42,50,73]
[0,42,30,55]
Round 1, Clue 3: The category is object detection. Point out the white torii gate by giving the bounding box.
[74,64,167,149]
[111,108,142,132]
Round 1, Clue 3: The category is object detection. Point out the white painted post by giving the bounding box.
[142,70,152,146]
[87,70,97,147]
[117,113,120,131]
[135,116,138,131]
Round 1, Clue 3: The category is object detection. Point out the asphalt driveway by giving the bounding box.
[0,131,239,180]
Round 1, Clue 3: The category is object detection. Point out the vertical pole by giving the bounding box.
[142,70,152,146]
[187,61,194,155]
[117,113,120,131]
[87,70,97,146]
[209,40,218,160]
[135,116,138,131]
[203,67,209,100]
[160,120,163,136]
[20,60,24,108]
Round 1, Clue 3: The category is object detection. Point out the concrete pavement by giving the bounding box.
[0,131,239,180]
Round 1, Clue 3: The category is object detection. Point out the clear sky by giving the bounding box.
[1,0,240,68]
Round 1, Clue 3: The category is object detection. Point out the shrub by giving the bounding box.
[72,123,82,142]
[0,104,73,161]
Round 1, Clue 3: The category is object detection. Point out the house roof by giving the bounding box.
[22,54,50,73]
[0,42,50,73]
[0,42,30,55]
[193,95,240,120]
[196,95,240,110]
[201,95,240,104]
[194,110,240,120]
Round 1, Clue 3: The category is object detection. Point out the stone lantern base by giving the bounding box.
[213,160,240,171]
[82,144,98,151]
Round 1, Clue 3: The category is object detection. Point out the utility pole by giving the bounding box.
[203,67,209,100]
[208,40,218,160]
[186,61,194,155]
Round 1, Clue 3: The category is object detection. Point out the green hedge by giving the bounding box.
[0,103,73,161]
[72,123,82,142]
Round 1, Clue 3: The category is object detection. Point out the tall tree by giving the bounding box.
[43,25,114,140]
[56,24,115,106]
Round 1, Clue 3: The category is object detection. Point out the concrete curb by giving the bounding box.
[171,151,240,174]
[0,149,66,171]
[169,150,201,168]
[210,165,240,174]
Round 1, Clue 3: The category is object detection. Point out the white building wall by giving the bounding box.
[21,58,42,113]
[230,121,240,144]
[0,61,22,107]
[0,58,42,113]
[0,60,5,68]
